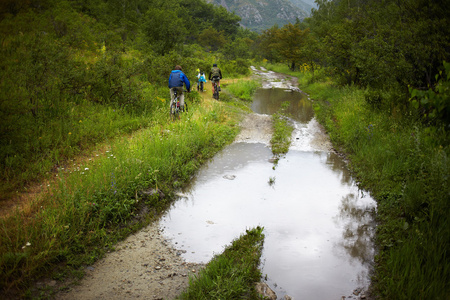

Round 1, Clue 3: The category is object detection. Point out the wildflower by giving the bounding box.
[68,132,72,135]
[85,168,89,171]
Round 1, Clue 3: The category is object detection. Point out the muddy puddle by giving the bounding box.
[159,71,376,299]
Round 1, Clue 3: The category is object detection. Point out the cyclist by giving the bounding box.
[197,71,207,91]
[168,65,190,111]
[208,63,222,93]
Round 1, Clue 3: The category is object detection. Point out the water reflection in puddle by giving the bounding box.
[159,88,376,299]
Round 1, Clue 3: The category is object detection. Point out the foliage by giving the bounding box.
[410,61,450,127]
[293,68,450,300]
[0,93,244,297]
[274,23,310,71]
[178,227,264,300]
[224,79,259,101]
[197,27,227,52]
[257,0,450,122]
[0,0,251,199]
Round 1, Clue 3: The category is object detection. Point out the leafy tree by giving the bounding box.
[222,37,254,60]
[197,27,227,52]
[142,5,187,55]
[275,23,310,71]
[256,25,281,63]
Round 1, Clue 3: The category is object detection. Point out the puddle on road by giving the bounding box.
[160,87,376,299]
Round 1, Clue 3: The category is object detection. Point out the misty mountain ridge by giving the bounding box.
[208,0,314,32]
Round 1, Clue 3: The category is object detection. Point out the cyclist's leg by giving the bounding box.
[170,88,176,107]
[178,88,185,110]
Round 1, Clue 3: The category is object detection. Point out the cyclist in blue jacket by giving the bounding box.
[168,65,190,111]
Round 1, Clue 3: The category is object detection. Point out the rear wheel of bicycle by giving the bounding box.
[214,85,219,100]
[170,103,179,120]
[212,84,217,99]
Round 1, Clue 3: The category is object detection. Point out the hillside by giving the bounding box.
[209,0,309,32]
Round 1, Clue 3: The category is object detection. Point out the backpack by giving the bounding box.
[211,67,220,78]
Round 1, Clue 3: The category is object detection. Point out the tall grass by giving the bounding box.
[224,79,260,102]
[264,62,450,299]
[0,95,242,297]
[178,227,264,300]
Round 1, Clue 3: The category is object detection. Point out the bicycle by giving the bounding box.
[197,80,204,92]
[212,79,220,100]
[170,88,188,120]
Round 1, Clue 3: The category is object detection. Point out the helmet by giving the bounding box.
[196,68,200,72]
[213,63,217,67]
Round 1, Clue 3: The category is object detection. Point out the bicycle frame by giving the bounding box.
[170,88,188,120]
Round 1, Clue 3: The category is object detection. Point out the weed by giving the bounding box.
[178,227,265,300]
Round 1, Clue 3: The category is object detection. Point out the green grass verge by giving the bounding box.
[224,79,260,102]
[0,92,245,297]
[177,227,265,300]
[261,63,449,299]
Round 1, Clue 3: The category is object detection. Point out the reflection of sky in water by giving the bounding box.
[159,89,376,299]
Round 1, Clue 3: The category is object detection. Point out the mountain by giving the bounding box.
[208,0,309,32]
[289,0,315,14]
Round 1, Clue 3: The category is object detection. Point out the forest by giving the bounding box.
[0,0,449,299]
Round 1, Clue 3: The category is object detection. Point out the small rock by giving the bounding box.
[223,174,236,180]
[47,280,57,287]
[255,282,277,300]
[155,266,161,270]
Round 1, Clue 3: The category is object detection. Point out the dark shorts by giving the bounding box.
[211,76,220,83]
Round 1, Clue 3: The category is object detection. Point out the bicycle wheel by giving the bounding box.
[213,84,219,100]
[170,102,179,120]
[213,84,217,99]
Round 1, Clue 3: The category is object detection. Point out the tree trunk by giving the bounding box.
[290,61,295,71]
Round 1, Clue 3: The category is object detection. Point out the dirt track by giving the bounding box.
[51,68,309,300]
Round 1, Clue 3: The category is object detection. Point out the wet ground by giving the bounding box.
[159,67,376,299]
[55,67,376,300]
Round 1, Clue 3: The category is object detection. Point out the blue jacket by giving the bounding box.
[168,70,190,91]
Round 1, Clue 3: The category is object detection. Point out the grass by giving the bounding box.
[1,81,163,201]
[223,78,260,102]
[270,101,294,156]
[261,63,450,299]
[177,226,265,300]
[0,90,246,298]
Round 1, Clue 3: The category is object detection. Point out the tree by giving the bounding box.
[143,6,187,55]
[257,25,281,63]
[275,23,309,71]
[197,27,227,52]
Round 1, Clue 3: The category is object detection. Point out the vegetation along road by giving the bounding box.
[0,0,449,299]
